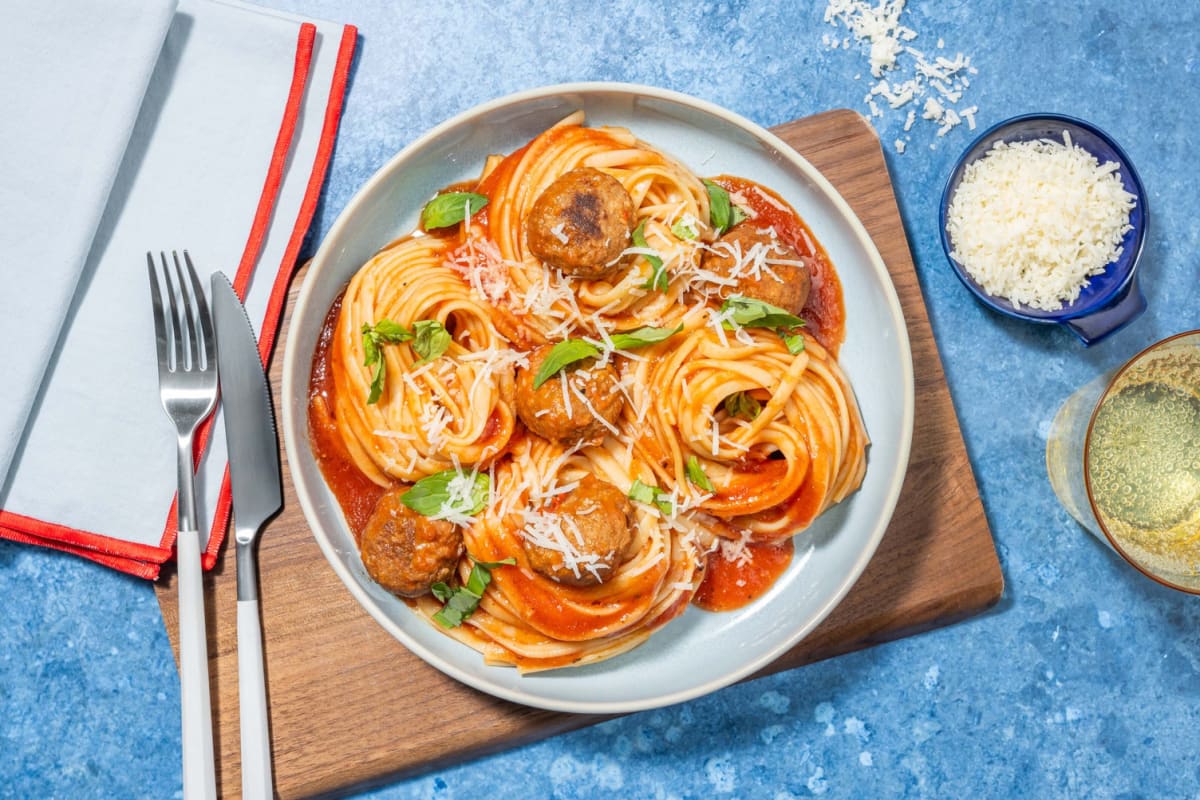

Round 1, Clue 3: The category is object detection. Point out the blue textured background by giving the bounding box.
[4,2,1199,798]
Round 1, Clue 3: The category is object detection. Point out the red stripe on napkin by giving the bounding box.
[157,22,318,570]
[0,509,167,568]
[0,527,161,580]
[201,23,358,571]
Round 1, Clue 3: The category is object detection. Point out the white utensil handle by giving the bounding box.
[177,527,217,800]
[238,598,273,800]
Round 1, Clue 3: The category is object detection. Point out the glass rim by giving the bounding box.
[1083,329,1200,594]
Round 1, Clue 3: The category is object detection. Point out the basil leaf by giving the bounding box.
[730,204,749,228]
[633,220,668,291]
[421,191,488,230]
[361,320,416,405]
[685,456,715,493]
[464,557,516,596]
[530,325,679,390]
[720,296,806,331]
[606,324,682,351]
[433,590,478,628]
[411,320,452,365]
[724,391,761,421]
[473,557,518,571]
[628,479,674,516]
[367,357,387,405]
[401,468,490,519]
[464,561,492,597]
[628,479,658,505]
[370,319,413,343]
[532,339,601,389]
[360,319,450,403]
[362,332,380,368]
[671,218,698,240]
[783,332,806,355]
[705,180,732,233]
[431,556,515,629]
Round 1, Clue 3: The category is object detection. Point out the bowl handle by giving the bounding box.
[1062,274,1146,346]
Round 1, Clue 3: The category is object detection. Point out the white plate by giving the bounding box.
[280,83,914,714]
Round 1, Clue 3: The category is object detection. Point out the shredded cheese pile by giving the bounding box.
[945,132,1137,311]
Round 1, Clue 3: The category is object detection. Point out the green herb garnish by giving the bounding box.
[724,392,762,422]
[421,191,488,230]
[628,478,674,517]
[632,220,668,291]
[704,179,749,235]
[685,456,715,493]
[719,296,807,353]
[720,296,805,330]
[361,319,451,403]
[400,468,490,520]
[531,325,682,389]
[410,319,452,365]
[430,556,516,628]
[671,218,699,240]
[607,324,683,351]
[531,339,602,390]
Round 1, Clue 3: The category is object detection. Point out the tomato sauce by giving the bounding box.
[711,176,845,355]
[693,538,795,612]
[307,292,387,541]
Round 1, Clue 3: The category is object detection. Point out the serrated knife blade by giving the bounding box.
[211,271,279,800]
[212,273,282,546]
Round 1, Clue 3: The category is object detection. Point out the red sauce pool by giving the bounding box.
[693,538,795,612]
[307,291,387,541]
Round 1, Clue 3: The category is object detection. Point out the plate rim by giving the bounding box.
[281,81,915,713]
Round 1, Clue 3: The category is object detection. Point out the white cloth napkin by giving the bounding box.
[0,0,177,489]
[0,0,357,578]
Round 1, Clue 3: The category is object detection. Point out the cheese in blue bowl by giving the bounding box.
[939,113,1147,345]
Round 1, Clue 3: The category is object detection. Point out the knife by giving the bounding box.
[211,272,282,800]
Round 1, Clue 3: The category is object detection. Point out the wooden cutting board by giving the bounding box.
[156,108,1003,799]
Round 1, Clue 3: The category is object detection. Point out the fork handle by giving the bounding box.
[176,438,217,800]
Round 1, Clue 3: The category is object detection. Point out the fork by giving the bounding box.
[147,251,218,800]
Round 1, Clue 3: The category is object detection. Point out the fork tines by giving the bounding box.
[147,251,215,375]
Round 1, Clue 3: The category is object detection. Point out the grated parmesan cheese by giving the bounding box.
[944,132,1137,311]
[824,0,978,148]
[521,509,607,582]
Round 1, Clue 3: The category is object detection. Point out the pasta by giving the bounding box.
[308,113,869,671]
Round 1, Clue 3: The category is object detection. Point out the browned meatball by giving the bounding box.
[525,168,636,279]
[360,486,464,597]
[524,474,635,587]
[701,225,811,315]
[515,343,624,445]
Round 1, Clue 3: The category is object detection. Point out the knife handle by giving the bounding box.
[238,596,273,800]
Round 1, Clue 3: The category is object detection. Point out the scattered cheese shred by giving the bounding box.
[824,0,978,149]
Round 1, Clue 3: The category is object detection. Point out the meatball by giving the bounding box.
[360,486,464,597]
[701,224,811,315]
[524,474,635,587]
[525,168,636,279]
[515,343,624,445]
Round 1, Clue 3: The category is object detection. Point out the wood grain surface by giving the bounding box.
[156,108,1003,799]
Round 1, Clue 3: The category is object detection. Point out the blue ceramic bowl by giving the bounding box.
[939,113,1148,345]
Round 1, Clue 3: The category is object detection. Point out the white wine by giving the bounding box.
[1085,343,1200,586]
